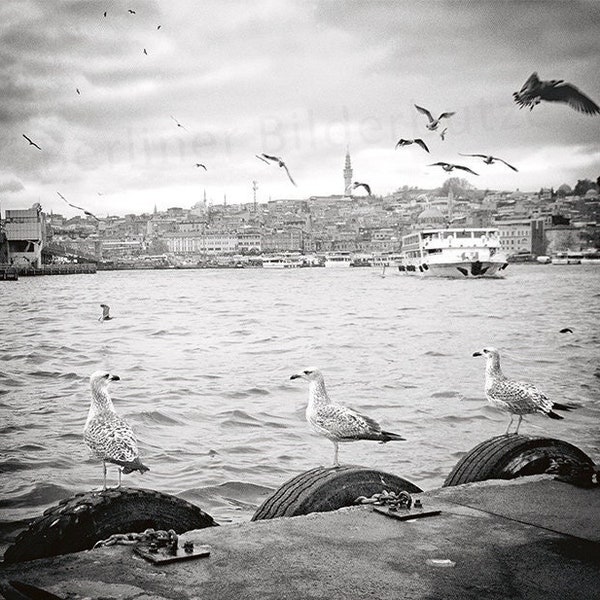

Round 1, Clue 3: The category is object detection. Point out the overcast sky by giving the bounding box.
[1,0,599,217]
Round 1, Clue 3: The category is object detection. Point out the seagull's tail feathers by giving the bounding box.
[379,430,406,443]
[552,402,578,412]
[547,411,564,420]
[121,458,150,474]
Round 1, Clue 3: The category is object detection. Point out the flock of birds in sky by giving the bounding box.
[16,6,600,221]
[87,299,578,484]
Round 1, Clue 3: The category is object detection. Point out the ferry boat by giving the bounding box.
[261,254,303,269]
[398,228,508,278]
[551,252,582,265]
[324,252,353,267]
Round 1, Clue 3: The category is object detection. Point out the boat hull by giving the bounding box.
[398,260,508,278]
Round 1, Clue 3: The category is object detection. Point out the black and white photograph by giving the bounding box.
[0,1,599,597]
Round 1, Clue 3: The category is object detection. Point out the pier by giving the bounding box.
[1,475,597,599]
[0,263,96,278]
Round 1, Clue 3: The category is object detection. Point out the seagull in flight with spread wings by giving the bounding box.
[395,138,430,153]
[57,192,101,221]
[195,163,207,170]
[347,181,372,196]
[459,153,518,172]
[170,115,189,132]
[513,72,599,115]
[22,134,42,150]
[415,105,455,131]
[429,162,479,176]
[258,153,297,186]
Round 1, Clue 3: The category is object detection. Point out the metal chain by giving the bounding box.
[93,528,178,548]
[354,490,415,509]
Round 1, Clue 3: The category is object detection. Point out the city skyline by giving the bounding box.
[1,1,599,218]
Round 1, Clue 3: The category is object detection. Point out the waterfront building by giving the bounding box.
[495,218,546,257]
[4,203,45,267]
[163,230,238,255]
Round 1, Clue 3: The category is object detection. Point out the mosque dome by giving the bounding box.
[417,206,445,225]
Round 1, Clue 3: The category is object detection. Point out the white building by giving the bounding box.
[4,203,45,267]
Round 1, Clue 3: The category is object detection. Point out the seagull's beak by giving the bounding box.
[290,373,301,380]
[472,351,482,357]
[109,374,121,381]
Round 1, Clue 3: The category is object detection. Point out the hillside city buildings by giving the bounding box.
[1,150,599,268]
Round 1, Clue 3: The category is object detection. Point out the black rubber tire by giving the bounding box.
[251,466,422,520]
[443,435,595,487]
[3,487,217,563]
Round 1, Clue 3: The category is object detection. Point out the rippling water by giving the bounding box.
[1,265,599,551]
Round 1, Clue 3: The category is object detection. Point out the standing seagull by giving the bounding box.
[415,105,455,131]
[428,162,479,175]
[98,304,112,321]
[84,371,149,489]
[459,153,518,172]
[290,368,405,467]
[473,347,576,435]
[513,72,600,115]
[22,134,42,150]
[347,181,372,195]
[395,138,429,153]
[258,153,297,186]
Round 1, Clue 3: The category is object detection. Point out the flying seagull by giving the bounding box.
[347,181,372,195]
[395,138,429,153]
[170,115,189,132]
[459,153,518,172]
[440,127,448,141]
[76,88,81,95]
[143,48,148,55]
[415,104,455,131]
[157,25,161,30]
[57,192,101,221]
[258,153,297,186]
[513,72,600,115]
[428,162,479,175]
[99,304,113,322]
[103,11,107,17]
[473,347,576,435]
[195,163,207,170]
[84,371,149,489]
[22,134,42,150]
[290,368,405,467]
[128,9,136,14]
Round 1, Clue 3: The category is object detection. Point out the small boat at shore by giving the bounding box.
[261,254,303,269]
[551,252,582,265]
[398,227,508,278]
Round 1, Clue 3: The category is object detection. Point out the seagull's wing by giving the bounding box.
[414,104,434,122]
[495,157,519,172]
[454,165,479,175]
[22,134,41,150]
[428,162,447,167]
[256,154,270,164]
[314,404,384,440]
[414,139,429,153]
[282,163,297,186]
[544,83,600,115]
[438,112,455,120]
[261,153,280,163]
[356,183,372,195]
[518,72,540,94]
[459,153,486,158]
[395,139,408,149]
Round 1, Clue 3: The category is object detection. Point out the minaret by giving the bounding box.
[343,147,353,195]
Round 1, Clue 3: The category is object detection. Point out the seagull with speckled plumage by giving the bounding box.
[473,347,576,435]
[290,368,405,467]
[84,371,149,488]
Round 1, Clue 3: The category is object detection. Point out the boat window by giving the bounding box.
[456,230,473,238]
[443,232,454,239]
